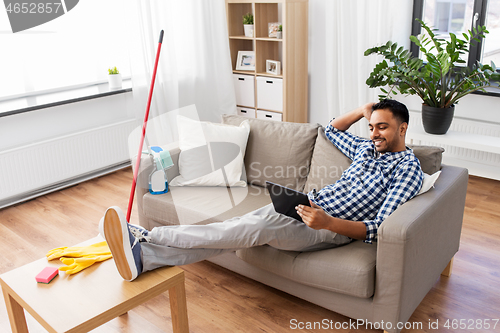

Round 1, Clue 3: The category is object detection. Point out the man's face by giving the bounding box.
[368,109,407,153]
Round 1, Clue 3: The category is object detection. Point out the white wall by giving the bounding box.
[307,0,415,129]
[7,0,496,153]
[0,92,135,152]
[2,0,498,186]
[0,92,137,206]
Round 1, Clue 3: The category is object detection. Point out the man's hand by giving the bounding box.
[361,102,375,121]
[330,102,376,131]
[296,201,368,240]
[296,201,331,230]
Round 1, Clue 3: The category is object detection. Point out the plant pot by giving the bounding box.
[277,31,282,39]
[421,104,455,135]
[243,24,254,37]
[108,74,122,90]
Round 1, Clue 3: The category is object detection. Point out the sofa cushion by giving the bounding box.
[303,127,352,193]
[170,115,250,187]
[222,114,319,191]
[236,241,377,298]
[407,145,444,174]
[143,184,271,226]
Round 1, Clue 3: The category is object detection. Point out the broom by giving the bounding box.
[126,30,164,223]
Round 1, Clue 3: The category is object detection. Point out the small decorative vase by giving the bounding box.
[277,31,282,39]
[421,104,455,135]
[243,24,254,37]
[108,74,122,90]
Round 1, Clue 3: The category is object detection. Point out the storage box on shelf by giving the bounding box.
[225,0,308,123]
[256,76,283,111]
[237,106,256,118]
[257,110,282,121]
[234,74,255,107]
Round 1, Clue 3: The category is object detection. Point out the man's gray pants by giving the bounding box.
[141,203,352,272]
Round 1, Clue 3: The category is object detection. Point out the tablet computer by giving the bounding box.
[266,181,310,222]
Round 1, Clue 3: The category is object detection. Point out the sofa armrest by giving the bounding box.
[133,143,181,227]
[372,165,468,331]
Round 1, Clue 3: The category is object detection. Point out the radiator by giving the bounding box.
[0,119,137,208]
[409,111,500,180]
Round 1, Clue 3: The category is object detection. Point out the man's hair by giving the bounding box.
[372,99,410,124]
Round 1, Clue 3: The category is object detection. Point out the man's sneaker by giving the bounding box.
[99,217,150,243]
[128,224,151,243]
[99,206,143,281]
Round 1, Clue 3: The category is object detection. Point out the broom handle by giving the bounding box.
[126,30,164,223]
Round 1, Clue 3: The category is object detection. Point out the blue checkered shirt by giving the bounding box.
[307,122,423,243]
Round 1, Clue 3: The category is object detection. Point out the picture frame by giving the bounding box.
[266,60,281,75]
[268,22,280,38]
[236,51,256,71]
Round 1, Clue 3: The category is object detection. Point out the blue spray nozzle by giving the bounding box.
[151,146,163,153]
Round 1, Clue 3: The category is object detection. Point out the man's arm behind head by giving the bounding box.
[330,103,375,131]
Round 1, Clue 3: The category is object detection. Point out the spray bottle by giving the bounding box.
[149,146,173,195]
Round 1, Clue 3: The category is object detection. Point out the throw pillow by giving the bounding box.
[416,171,441,196]
[170,115,250,187]
[303,127,353,193]
[408,145,444,174]
[222,114,319,191]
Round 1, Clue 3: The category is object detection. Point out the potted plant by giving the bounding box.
[243,13,253,37]
[277,24,282,39]
[365,19,500,134]
[108,66,122,90]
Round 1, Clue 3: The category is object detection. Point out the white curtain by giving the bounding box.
[129,0,236,146]
[309,0,414,137]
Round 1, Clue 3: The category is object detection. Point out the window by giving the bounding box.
[0,0,133,101]
[411,0,500,70]
[433,0,469,32]
[482,0,500,65]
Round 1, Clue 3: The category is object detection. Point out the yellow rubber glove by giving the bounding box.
[46,241,111,261]
[59,254,113,275]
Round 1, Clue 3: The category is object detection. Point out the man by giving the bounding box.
[100,99,423,281]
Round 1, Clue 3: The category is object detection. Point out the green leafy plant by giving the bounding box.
[365,19,500,108]
[108,67,119,75]
[243,13,253,25]
[278,24,282,32]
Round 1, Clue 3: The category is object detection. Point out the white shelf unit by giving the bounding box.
[226,0,308,123]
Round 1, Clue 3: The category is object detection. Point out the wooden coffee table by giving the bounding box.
[0,238,189,333]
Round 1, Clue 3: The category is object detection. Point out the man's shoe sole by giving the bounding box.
[103,207,137,281]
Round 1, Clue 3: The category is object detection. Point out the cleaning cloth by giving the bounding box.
[157,150,173,170]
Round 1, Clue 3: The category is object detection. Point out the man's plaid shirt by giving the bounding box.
[307,122,423,243]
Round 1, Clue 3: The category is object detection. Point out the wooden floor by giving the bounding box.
[0,168,499,333]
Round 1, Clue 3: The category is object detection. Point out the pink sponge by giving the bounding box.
[36,267,59,284]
